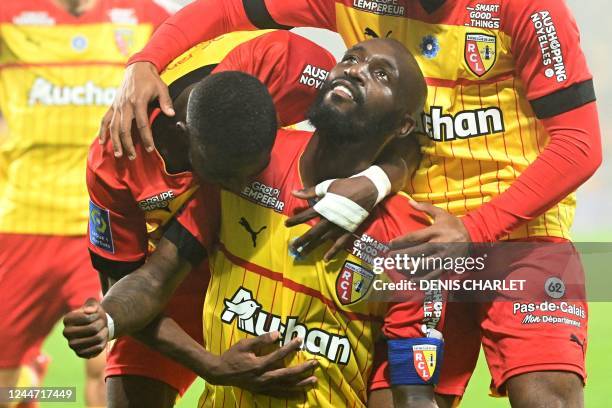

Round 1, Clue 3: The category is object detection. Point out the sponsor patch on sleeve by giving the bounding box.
[89,200,114,253]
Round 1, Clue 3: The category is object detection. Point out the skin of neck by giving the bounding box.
[300,128,391,188]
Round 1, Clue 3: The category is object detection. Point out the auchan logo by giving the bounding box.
[28,78,117,106]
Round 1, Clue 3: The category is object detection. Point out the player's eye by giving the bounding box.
[342,54,358,64]
[374,69,389,82]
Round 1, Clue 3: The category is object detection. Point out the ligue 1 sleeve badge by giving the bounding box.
[89,200,114,253]
[465,33,497,76]
[413,344,438,382]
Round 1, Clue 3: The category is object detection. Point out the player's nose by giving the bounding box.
[343,63,366,86]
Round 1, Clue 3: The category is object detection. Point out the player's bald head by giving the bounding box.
[353,38,427,117]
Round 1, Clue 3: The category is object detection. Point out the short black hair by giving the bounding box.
[186,71,277,165]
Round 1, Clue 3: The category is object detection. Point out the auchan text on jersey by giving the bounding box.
[421,106,505,141]
[28,77,117,106]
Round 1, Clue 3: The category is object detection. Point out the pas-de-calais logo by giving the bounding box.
[413,344,437,381]
[336,261,375,305]
[464,33,496,77]
[114,28,134,57]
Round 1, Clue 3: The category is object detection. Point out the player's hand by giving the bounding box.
[286,176,378,261]
[62,298,109,359]
[99,61,174,160]
[210,331,318,397]
[388,201,471,279]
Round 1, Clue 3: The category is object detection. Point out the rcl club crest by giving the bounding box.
[413,344,437,382]
[336,261,374,305]
[114,28,134,56]
[465,33,496,77]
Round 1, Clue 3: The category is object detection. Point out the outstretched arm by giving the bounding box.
[63,236,193,357]
[389,0,600,258]
[129,0,336,71]
[133,316,317,392]
[64,237,319,394]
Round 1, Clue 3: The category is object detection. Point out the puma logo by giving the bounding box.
[570,334,585,353]
[239,217,267,247]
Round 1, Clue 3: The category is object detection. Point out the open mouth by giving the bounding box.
[329,79,361,103]
[331,83,355,100]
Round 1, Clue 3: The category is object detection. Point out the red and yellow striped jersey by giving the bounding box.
[0,0,169,235]
[174,130,439,407]
[212,0,593,240]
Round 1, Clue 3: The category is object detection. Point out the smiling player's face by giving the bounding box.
[326,40,407,119]
[309,39,415,144]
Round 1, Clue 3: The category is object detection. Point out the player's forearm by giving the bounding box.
[128,0,336,72]
[128,0,255,72]
[133,316,221,383]
[462,102,602,242]
[101,239,191,337]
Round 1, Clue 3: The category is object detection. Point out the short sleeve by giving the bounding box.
[86,149,148,275]
[214,30,336,126]
[502,0,595,118]
[359,194,432,392]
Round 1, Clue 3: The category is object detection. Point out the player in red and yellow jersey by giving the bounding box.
[82,30,337,407]
[0,1,172,406]
[176,58,441,405]
[68,38,447,408]
[107,0,601,405]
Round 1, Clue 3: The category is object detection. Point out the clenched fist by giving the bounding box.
[63,298,109,359]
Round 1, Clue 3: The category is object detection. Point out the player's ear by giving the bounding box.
[176,121,188,134]
[176,121,192,147]
[397,113,416,139]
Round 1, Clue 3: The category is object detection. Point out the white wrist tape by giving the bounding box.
[106,313,116,341]
[313,193,369,233]
[354,165,392,205]
[314,178,336,197]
